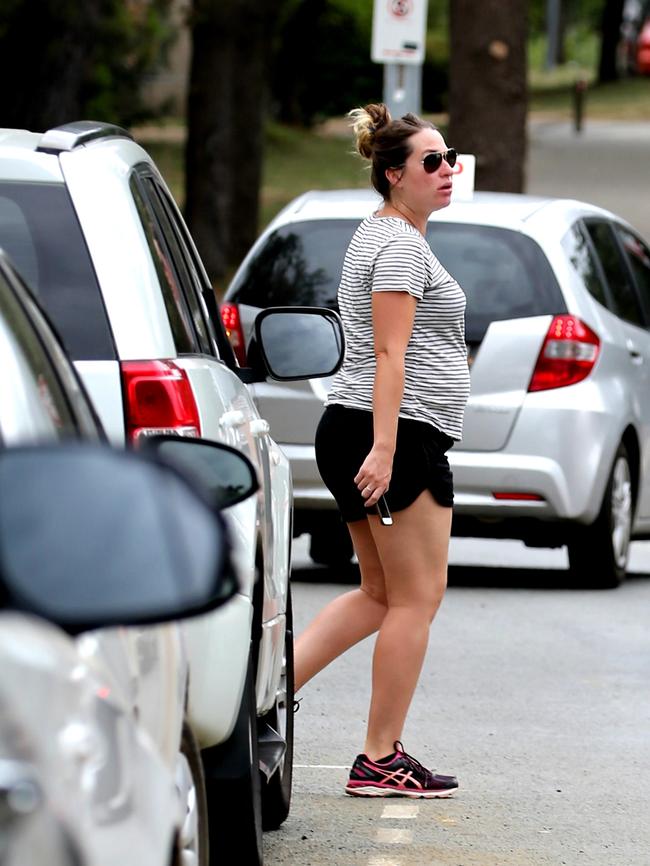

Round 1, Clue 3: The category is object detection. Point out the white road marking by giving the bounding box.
[375,828,413,844]
[381,803,419,820]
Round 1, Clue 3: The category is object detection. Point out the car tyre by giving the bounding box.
[261,590,294,831]
[567,443,633,589]
[309,518,354,568]
[203,651,263,866]
[174,724,209,866]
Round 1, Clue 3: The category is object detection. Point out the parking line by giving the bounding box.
[381,803,419,820]
[376,828,413,844]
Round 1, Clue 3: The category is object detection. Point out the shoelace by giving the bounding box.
[393,741,434,783]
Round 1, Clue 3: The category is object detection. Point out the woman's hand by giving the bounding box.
[354,446,393,509]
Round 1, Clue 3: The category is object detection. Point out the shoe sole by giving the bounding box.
[344,784,457,799]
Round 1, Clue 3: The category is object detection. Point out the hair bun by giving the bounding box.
[347,103,392,159]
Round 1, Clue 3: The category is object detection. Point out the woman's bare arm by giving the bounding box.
[354,290,417,508]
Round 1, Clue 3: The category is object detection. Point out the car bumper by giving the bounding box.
[452,391,624,523]
[182,594,253,750]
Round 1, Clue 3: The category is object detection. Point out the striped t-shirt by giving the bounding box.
[326,214,470,440]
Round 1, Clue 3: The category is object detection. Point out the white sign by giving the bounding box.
[451,154,476,201]
[372,0,428,65]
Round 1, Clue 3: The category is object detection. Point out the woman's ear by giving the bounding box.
[385,167,403,188]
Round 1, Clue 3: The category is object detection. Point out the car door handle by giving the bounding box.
[250,419,270,437]
[219,409,246,428]
[626,339,643,363]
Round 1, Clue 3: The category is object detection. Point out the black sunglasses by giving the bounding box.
[420,148,457,173]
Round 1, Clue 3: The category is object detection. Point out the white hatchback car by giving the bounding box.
[223,188,650,589]
[0,122,343,866]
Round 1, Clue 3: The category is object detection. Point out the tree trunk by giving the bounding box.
[185,0,282,283]
[598,0,625,83]
[447,0,528,193]
[0,0,100,130]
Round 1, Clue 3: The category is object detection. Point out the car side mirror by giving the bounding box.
[248,306,345,382]
[0,443,246,634]
[136,436,259,511]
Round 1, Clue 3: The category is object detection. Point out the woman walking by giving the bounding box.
[294,103,470,798]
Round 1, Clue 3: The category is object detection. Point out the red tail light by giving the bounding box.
[528,315,600,392]
[120,360,201,443]
[220,302,247,366]
[492,492,545,501]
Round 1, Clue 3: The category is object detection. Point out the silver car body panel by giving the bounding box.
[60,143,178,361]
[0,613,179,866]
[0,312,59,443]
[74,360,125,445]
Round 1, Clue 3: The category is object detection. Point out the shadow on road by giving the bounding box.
[291,561,649,590]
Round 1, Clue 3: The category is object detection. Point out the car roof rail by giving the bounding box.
[36,121,133,155]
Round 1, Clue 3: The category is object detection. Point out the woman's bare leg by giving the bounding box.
[294,519,388,693]
[363,490,451,760]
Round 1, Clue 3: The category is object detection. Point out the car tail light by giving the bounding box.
[220,302,247,366]
[121,360,201,442]
[528,315,600,392]
[492,492,545,501]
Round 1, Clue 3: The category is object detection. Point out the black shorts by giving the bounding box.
[315,404,455,523]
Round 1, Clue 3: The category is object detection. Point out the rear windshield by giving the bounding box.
[228,218,565,343]
[0,181,115,360]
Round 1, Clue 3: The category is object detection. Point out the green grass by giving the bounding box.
[530,75,650,120]
[527,28,650,121]
[261,123,368,226]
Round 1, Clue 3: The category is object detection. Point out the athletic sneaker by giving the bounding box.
[345,740,458,798]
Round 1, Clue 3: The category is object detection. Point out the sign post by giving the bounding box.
[372,0,428,117]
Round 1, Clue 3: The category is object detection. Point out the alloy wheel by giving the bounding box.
[611,455,632,569]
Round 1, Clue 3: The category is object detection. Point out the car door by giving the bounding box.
[581,218,650,521]
[609,222,650,521]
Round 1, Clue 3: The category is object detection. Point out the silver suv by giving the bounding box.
[223,188,650,589]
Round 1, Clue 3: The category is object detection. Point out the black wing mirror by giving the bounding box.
[245,306,344,382]
[136,436,259,510]
[0,443,253,633]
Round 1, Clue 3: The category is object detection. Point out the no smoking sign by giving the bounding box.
[372,0,427,64]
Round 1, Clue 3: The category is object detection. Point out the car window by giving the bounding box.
[0,182,115,360]
[139,176,213,355]
[0,266,79,436]
[227,218,565,345]
[615,226,650,315]
[426,223,566,343]
[130,173,200,354]
[228,219,358,310]
[562,222,609,307]
[583,219,645,327]
[154,185,232,363]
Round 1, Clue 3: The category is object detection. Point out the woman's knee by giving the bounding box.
[360,579,388,608]
[388,573,447,621]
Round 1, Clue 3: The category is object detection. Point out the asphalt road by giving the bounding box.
[526,118,650,240]
[264,537,650,866]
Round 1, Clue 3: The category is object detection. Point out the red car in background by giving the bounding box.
[637,18,650,73]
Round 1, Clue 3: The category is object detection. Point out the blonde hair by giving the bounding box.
[347,103,392,159]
